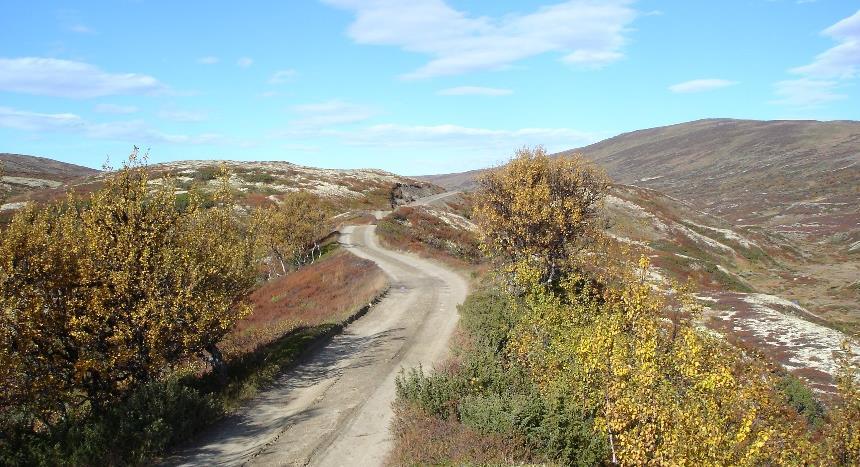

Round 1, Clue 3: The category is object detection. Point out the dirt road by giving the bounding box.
[166,220,469,466]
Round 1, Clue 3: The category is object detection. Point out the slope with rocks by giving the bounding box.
[427,119,860,251]
[0,153,99,207]
[1,156,443,213]
[421,119,860,393]
[605,185,858,393]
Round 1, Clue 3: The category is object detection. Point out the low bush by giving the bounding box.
[377,206,481,263]
[0,378,218,466]
[392,287,608,465]
[778,375,826,427]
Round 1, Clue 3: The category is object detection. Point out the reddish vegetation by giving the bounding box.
[377,206,481,266]
[386,404,533,466]
[221,249,388,358]
[336,211,378,226]
[242,192,277,209]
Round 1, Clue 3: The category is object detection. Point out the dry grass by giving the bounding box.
[221,248,388,359]
[377,206,481,267]
[386,404,534,466]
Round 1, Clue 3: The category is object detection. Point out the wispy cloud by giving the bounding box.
[197,56,219,65]
[343,124,598,149]
[669,78,738,93]
[269,69,297,84]
[94,103,139,114]
[0,57,165,99]
[791,10,860,79]
[774,9,859,107]
[274,119,599,158]
[322,0,637,79]
[0,106,223,145]
[773,78,845,106]
[157,109,208,122]
[69,24,95,34]
[437,86,513,96]
[0,106,84,131]
[286,100,377,129]
[237,57,254,68]
[56,10,95,34]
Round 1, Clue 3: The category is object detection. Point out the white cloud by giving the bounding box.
[197,56,219,65]
[269,69,297,84]
[94,103,139,114]
[287,100,376,128]
[157,109,208,122]
[791,10,860,79]
[772,78,845,106]
[322,0,636,79]
[562,50,623,66]
[69,24,95,34]
[237,57,254,68]
[437,86,513,96]
[0,57,165,98]
[0,106,222,145]
[83,120,224,144]
[0,106,84,131]
[669,78,738,93]
[349,124,596,146]
[282,121,597,152]
[282,143,321,152]
[775,9,859,106]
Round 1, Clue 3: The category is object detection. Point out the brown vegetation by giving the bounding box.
[387,404,534,466]
[222,249,388,358]
[377,206,481,266]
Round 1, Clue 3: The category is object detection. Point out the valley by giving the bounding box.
[1,117,858,464]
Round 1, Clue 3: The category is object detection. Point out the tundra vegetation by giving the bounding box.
[392,146,860,465]
[0,150,383,465]
[253,190,332,278]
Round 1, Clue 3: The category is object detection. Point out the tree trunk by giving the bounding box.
[277,254,288,276]
[206,343,228,386]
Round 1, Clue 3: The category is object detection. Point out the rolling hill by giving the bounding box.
[422,118,860,392]
[0,153,99,199]
[0,156,441,214]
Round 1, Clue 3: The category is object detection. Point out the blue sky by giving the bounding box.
[1,1,858,175]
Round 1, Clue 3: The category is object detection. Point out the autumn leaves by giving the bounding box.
[472,147,860,464]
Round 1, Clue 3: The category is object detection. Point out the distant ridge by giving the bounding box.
[0,153,99,181]
[421,118,860,196]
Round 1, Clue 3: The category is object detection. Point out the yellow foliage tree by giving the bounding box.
[475,149,827,465]
[822,342,860,463]
[0,149,256,422]
[472,146,609,285]
[509,257,816,465]
[253,191,331,277]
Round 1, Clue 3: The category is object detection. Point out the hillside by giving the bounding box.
[1,157,442,213]
[0,153,99,199]
[422,119,860,392]
[428,119,860,246]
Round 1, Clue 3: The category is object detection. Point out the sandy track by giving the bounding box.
[165,221,468,466]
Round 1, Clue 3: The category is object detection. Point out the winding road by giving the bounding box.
[166,207,469,466]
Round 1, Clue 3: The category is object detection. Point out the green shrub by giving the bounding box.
[0,378,218,466]
[394,286,607,465]
[239,172,277,184]
[395,366,466,419]
[193,166,220,182]
[777,375,825,426]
